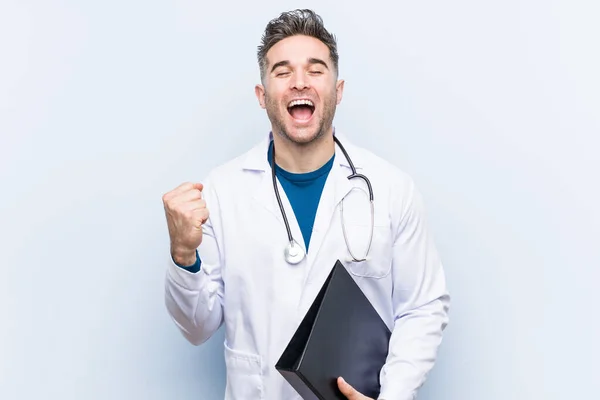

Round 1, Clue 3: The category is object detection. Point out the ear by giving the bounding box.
[335,79,345,105]
[255,84,266,109]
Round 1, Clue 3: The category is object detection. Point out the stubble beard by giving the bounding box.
[265,91,337,147]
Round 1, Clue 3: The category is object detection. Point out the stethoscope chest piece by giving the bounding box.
[284,239,305,264]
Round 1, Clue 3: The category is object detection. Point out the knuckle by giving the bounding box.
[200,209,209,221]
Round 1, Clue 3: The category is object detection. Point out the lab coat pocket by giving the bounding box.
[342,224,393,279]
[224,341,264,400]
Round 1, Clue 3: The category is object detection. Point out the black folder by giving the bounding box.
[275,260,392,400]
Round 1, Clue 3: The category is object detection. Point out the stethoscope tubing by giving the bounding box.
[270,135,374,263]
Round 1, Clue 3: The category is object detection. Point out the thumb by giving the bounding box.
[337,377,363,399]
[192,182,204,192]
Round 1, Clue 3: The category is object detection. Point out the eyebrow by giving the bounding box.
[308,58,329,69]
[270,58,330,73]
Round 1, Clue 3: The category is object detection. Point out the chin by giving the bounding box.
[269,102,330,144]
[283,111,325,143]
[283,125,323,144]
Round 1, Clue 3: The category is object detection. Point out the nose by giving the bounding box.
[290,71,309,90]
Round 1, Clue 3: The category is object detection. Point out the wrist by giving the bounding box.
[171,247,197,267]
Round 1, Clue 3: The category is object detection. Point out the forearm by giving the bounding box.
[164,255,224,346]
[378,293,450,400]
[380,176,451,398]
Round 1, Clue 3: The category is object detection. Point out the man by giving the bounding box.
[163,9,450,400]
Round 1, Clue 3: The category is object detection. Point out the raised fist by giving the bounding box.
[162,182,209,266]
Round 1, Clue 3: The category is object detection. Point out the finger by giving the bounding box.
[171,182,204,196]
[165,188,204,209]
[177,198,207,213]
[337,377,362,399]
[172,189,203,204]
[191,208,209,227]
[163,183,194,203]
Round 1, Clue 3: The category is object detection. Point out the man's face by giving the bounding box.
[255,35,344,145]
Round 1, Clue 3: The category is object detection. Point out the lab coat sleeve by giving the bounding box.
[378,177,450,400]
[164,177,225,346]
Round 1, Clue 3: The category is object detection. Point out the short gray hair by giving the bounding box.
[257,9,339,81]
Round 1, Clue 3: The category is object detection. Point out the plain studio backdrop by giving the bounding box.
[1,0,599,399]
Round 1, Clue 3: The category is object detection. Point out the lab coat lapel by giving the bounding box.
[248,139,306,255]
[244,132,360,273]
[296,139,362,320]
[304,145,354,271]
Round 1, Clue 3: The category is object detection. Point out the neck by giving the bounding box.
[272,129,335,173]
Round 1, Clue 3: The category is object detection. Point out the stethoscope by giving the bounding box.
[271,135,374,265]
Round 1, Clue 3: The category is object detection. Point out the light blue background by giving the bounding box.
[1,0,599,399]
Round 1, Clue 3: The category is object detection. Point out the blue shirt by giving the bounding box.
[177,141,334,273]
[267,140,334,251]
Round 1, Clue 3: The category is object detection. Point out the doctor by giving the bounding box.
[162,9,450,400]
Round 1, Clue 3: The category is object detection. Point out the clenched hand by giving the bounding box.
[162,182,209,266]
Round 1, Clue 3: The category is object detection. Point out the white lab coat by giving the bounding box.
[164,131,450,400]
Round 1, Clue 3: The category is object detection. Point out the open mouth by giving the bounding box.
[287,99,315,121]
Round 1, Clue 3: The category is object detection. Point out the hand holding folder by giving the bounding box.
[276,260,392,400]
[337,376,375,400]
